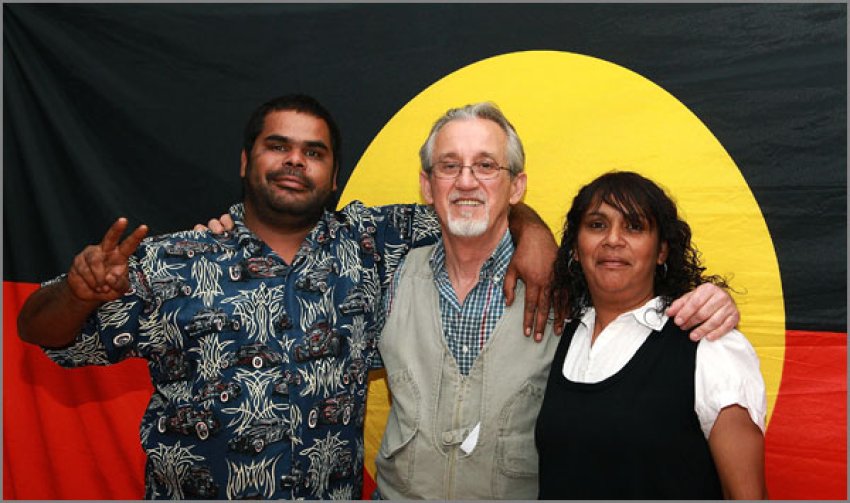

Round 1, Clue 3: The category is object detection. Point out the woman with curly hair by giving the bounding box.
[535,171,767,499]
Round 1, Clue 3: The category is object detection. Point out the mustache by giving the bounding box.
[266,167,315,189]
[448,190,487,203]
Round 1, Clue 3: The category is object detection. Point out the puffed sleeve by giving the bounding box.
[694,329,767,439]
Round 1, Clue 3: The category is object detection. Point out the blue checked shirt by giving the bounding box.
[386,231,514,375]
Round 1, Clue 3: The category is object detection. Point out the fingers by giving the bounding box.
[666,289,698,328]
[193,224,208,231]
[208,218,224,234]
[502,267,518,306]
[532,286,552,342]
[70,246,103,293]
[221,214,235,231]
[69,246,115,298]
[667,283,739,341]
[522,282,540,339]
[552,289,568,336]
[68,218,145,301]
[99,218,129,253]
[117,224,149,259]
[105,270,132,295]
[207,213,233,234]
[690,305,740,341]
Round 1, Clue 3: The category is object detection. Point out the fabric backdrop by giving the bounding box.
[3,4,846,499]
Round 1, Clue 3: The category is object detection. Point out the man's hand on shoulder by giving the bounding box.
[194,213,234,234]
[667,283,740,341]
[503,203,566,342]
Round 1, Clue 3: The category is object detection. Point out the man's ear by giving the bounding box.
[420,170,434,204]
[240,150,249,178]
[509,172,527,204]
[332,163,339,192]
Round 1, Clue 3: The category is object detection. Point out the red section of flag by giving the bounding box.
[3,281,151,499]
[765,330,847,499]
[362,466,377,499]
[4,281,846,499]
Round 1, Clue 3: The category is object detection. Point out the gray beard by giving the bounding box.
[446,215,488,237]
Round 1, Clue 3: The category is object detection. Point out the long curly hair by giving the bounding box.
[552,171,728,319]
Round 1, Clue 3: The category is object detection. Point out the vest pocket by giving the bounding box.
[376,369,420,493]
[492,435,539,498]
[491,380,543,498]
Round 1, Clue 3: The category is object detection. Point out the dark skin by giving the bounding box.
[17,218,149,348]
[504,203,560,338]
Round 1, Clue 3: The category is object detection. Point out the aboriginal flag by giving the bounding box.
[3,4,846,499]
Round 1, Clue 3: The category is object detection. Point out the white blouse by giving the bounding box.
[562,297,767,438]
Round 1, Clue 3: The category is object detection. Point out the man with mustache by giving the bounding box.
[373,102,739,499]
[17,95,737,499]
[15,94,569,500]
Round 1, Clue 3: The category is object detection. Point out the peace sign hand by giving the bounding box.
[66,218,149,303]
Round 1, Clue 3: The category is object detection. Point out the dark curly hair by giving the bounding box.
[553,171,728,319]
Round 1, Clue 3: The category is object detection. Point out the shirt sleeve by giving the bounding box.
[347,202,440,286]
[694,329,767,439]
[40,259,146,368]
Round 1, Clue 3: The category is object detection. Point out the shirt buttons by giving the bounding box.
[462,345,469,354]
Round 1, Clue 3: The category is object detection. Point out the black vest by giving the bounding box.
[535,318,722,499]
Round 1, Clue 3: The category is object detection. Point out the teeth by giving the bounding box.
[454,200,482,206]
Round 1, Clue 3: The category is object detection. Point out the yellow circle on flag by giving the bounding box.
[339,50,785,478]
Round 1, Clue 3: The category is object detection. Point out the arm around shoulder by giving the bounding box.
[505,202,561,340]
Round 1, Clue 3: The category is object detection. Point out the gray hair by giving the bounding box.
[419,102,525,176]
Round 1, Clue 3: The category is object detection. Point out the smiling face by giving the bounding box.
[576,199,668,310]
[241,109,337,226]
[420,117,526,239]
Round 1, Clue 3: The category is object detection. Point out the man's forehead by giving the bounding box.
[263,110,330,135]
[434,118,506,153]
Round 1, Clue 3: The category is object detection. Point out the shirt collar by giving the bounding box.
[578,296,668,332]
[428,229,514,282]
[229,202,336,263]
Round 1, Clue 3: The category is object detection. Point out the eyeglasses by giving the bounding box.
[430,160,511,180]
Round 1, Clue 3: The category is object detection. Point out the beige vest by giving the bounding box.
[376,245,558,499]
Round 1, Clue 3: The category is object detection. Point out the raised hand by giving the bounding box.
[67,218,148,303]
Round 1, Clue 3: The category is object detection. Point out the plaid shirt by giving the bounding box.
[385,231,513,375]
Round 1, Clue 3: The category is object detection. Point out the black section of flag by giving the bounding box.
[3,4,846,331]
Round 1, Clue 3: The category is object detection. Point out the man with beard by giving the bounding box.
[16,94,565,500]
[373,103,740,499]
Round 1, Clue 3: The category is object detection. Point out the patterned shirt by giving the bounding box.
[386,230,513,375]
[41,201,439,500]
